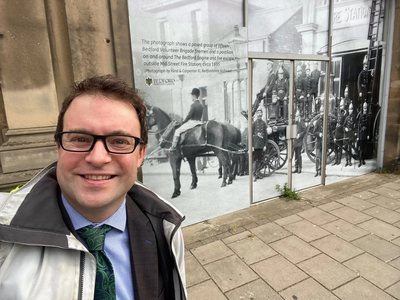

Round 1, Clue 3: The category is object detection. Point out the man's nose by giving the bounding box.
[85,140,112,165]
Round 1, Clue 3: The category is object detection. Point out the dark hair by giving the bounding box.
[54,75,148,145]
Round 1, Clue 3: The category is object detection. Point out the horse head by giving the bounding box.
[146,106,157,130]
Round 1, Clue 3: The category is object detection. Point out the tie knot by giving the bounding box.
[76,224,112,252]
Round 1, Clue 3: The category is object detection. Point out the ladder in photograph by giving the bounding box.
[366,0,385,107]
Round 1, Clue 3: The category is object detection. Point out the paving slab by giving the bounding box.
[381,182,400,191]
[297,253,357,290]
[367,195,400,210]
[351,234,400,262]
[357,218,400,241]
[317,201,344,212]
[352,190,379,199]
[336,195,377,211]
[225,279,283,300]
[187,279,227,300]
[333,277,396,300]
[372,187,400,199]
[322,219,369,241]
[311,235,364,262]
[283,219,331,242]
[221,230,252,244]
[204,255,258,293]
[191,240,234,265]
[269,235,320,264]
[362,205,400,224]
[279,278,339,300]
[185,255,210,287]
[385,281,400,299]
[250,222,292,244]
[251,255,309,292]
[296,207,338,225]
[228,236,277,265]
[329,206,373,224]
[389,256,400,270]
[274,214,303,226]
[344,253,400,289]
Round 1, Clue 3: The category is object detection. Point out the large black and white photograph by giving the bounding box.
[128,0,387,225]
[128,0,249,226]
[247,0,383,203]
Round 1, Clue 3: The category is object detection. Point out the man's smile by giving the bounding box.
[82,175,114,180]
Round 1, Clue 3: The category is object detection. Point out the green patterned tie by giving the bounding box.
[77,225,116,300]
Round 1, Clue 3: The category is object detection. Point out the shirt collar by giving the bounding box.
[61,194,126,232]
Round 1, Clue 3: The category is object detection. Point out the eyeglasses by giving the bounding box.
[57,132,144,154]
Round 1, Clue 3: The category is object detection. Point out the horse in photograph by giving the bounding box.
[146,106,233,198]
[221,123,245,181]
[146,104,172,140]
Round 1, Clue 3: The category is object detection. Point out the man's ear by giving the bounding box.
[137,145,147,168]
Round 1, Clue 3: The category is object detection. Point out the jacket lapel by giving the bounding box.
[126,195,160,300]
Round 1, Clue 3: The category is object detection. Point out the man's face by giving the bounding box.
[257,110,262,119]
[306,69,310,76]
[278,73,283,79]
[349,108,353,115]
[56,95,146,222]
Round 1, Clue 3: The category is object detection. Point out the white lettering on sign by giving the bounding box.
[333,5,370,25]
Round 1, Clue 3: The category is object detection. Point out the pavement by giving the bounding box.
[182,172,400,299]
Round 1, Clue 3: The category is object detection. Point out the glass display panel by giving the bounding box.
[248,0,329,55]
[250,59,290,203]
[128,0,248,227]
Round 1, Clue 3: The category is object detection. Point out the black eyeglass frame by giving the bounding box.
[57,131,144,154]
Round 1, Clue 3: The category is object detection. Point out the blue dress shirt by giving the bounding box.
[62,195,134,300]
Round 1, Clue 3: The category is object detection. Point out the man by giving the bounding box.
[252,107,268,181]
[313,104,324,177]
[275,60,290,80]
[357,101,370,167]
[294,65,305,116]
[252,60,275,117]
[342,85,351,110]
[274,67,289,122]
[310,62,320,100]
[303,66,312,120]
[332,99,347,166]
[343,102,356,167]
[0,75,187,300]
[358,55,370,102]
[293,110,306,174]
[170,87,203,152]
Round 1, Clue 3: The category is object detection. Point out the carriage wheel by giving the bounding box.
[276,139,288,170]
[260,140,280,176]
[305,113,337,164]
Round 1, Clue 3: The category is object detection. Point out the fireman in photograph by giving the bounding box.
[342,85,351,110]
[274,67,289,122]
[303,66,312,120]
[343,102,356,167]
[311,62,321,114]
[170,88,203,152]
[332,99,347,166]
[312,104,324,177]
[357,101,370,167]
[293,110,306,174]
[275,60,290,80]
[251,60,276,117]
[252,107,268,181]
[358,55,371,102]
[294,65,305,116]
